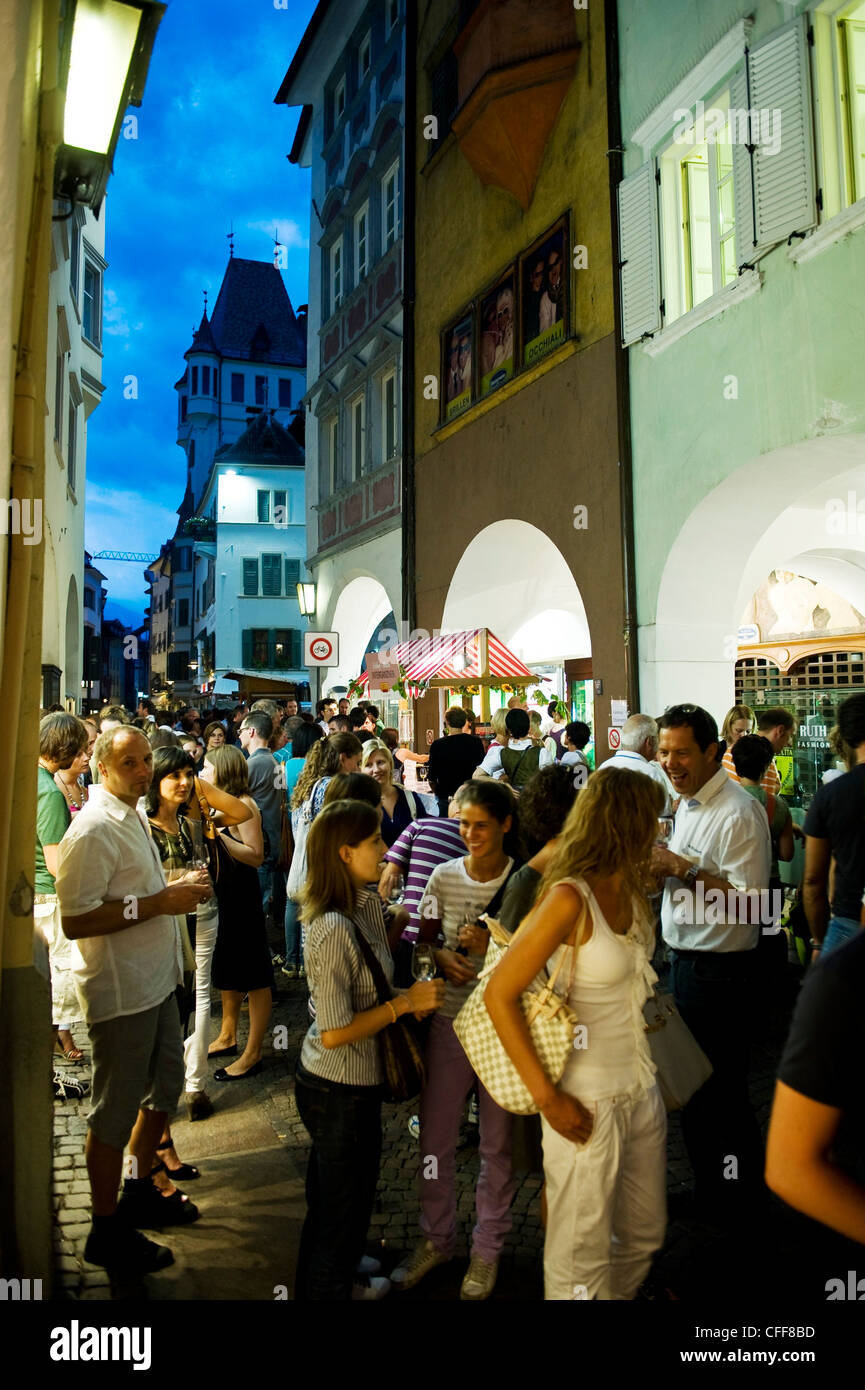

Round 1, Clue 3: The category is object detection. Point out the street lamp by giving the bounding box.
[54,0,165,210]
[296,582,316,616]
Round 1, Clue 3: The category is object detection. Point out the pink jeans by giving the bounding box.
[419,1013,515,1262]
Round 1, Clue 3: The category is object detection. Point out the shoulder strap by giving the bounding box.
[349,918,392,1005]
[403,788,417,818]
[482,861,520,919]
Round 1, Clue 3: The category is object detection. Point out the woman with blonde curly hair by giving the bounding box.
[360,737,427,848]
[485,768,667,1301]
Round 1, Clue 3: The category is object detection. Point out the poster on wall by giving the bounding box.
[478,266,516,398]
[519,215,569,369]
[441,309,474,423]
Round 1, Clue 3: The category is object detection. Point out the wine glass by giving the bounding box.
[387,871,405,906]
[411,943,436,982]
[656,817,674,847]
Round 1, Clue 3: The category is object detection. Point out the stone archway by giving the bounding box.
[64,574,80,705]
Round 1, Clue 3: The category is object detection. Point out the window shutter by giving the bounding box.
[262,554,281,596]
[267,630,276,669]
[284,557,300,587]
[291,629,303,670]
[241,630,253,667]
[747,16,817,253]
[731,62,756,268]
[242,558,258,595]
[617,162,661,345]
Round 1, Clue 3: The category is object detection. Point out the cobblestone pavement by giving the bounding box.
[51,958,833,1302]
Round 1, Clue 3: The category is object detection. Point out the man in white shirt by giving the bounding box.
[476,708,554,791]
[56,726,211,1276]
[597,713,673,812]
[651,704,771,1224]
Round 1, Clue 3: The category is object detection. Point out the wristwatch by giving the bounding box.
[682,862,700,888]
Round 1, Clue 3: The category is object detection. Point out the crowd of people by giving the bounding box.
[34,687,865,1299]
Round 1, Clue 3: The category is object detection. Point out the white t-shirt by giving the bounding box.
[596,748,673,813]
[419,855,513,1018]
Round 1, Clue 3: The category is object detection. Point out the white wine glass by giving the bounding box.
[387,871,405,906]
[411,943,436,982]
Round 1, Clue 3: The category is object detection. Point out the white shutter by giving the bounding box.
[748,16,817,252]
[617,161,661,346]
[731,62,756,268]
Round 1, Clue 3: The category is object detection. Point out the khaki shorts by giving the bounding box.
[33,896,80,1026]
[87,993,185,1151]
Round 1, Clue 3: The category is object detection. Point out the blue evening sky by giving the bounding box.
[86,0,317,627]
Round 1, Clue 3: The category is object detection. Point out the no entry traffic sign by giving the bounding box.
[607,727,621,751]
[304,632,339,666]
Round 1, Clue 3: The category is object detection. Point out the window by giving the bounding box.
[658,89,736,321]
[285,557,300,588]
[387,0,399,35]
[262,554,282,596]
[355,203,369,280]
[242,627,301,670]
[243,558,259,595]
[331,238,343,311]
[231,372,244,403]
[55,350,65,444]
[82,257,102,347]
[202,365,210,395]
[180,394,188,422]
[175,546,192,572]
[359,33,371,80]
[274,489,288,525]
[840,5,865,203]
[191,365,199,395]
[67,400,77,491]
[213,368,218,397]
[84,587,95,612]
[383,161,399,250]
[323,415,339,495]
[255,375,267,406]
[178,599,189,627]
[335,76,346,122]
[814,2,865,217]
[350,392,365,480]
[381,369,397,459]
[70,226,81,303]
[252,629,270,667]
[257,489,271,523]
[278,378,291,408]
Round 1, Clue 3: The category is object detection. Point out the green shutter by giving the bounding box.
[262,554,281,596]
[267,629,276,669]
[284,557,300,587]
[291,629,303,669]
[241,630,253,667]
[242,558,258,595]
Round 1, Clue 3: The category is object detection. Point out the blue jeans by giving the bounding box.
[822,916,861,956]
[294,1066,382,1300]
[284,897,302,968]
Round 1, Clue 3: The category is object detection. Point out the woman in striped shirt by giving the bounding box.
[294,799,444,1301]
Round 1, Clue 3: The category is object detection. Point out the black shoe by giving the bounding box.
[115,1178,200,1229]
[207,1044,237,1059]
[84,1220,174,1275]
[213,1060,263,1082]
[53,1070,90,1101]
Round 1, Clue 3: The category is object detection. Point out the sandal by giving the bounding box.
[154,1146,200,1182]
[54,1040,86,1065]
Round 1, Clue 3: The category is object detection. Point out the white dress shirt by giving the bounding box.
[480,737,555,779]
[661,769,772,954]
[55,785,182,1025]
[597,748,674,813]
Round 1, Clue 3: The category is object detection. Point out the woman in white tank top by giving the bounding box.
[485,768,668,1300]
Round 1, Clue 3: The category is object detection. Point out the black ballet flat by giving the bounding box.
[213,1061,263,1083]
[208,1044,237,1059]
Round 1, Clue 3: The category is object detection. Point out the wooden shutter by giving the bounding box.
[731,62,756,267]
[747,17,817,253]
[261,554,281,596]
[241,630,253,667]
[290,629,303,670]
[284,557,300,587]
[617,161,662,345]
[242,558,258,595]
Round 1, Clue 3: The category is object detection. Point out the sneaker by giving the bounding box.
[271,952,287,969]
[281,964,298,980]
[460,1253,499,1301]
[407,1114,420,1140]
[53,1070,90,1101]
[351,1273,391,1300]
[84,1220,174,1275]
[115,1178,200,1229]
[356,1253,382,1276]
[298,964,306,979]
[390,1239,450,1291]
[186,1090,214,1122]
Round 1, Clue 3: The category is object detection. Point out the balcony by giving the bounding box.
[315,456,400,557]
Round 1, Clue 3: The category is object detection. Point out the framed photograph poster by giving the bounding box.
[519,215,569,369]
[478,265,516,398]
[441,308,475,423]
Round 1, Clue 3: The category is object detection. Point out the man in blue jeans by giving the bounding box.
[803,692,865,958]
[651,704,771,1224]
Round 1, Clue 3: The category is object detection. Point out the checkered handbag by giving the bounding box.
[452,905,586,1116]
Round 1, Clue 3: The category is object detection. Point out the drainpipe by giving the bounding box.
[400,1,417,640]
[604,0,639,712]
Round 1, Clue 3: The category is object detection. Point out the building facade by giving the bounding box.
[82,552,107,709]
[617,0,865,792]
[277,0,405,697]
[411,0,629,745]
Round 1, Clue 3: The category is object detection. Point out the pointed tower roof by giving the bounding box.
[176,474,196,524]
[216,409,304,466]
[209,258,306,366]
[185,309,218,358]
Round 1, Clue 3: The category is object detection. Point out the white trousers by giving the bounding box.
[183,902,219,1095]
[34,898,80,1029]
[542,1085,667,1301]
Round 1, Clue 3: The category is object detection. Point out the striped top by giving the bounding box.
[299,888,394,1086]
[385,817,466,942]
[722,748,780,794]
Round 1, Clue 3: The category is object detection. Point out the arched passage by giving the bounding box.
[325,575,397,691]
[646,434,865,718]
[64,574,80,703]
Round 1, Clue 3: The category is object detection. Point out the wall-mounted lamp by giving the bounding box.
[296,582,316,616]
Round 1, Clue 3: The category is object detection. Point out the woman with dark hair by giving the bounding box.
[561,721,592,775]
[391,780,520,1301]
[146,746,251,1128]
[201,746,274,1077]
[295,800,444,1300]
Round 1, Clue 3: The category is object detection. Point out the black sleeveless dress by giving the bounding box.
[211,826,274,993]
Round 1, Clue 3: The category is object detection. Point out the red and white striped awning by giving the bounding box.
[356,628,538,697]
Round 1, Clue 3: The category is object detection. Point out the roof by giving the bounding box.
[201,258,306,366]
[289,104,312,165]
[185,310,217,357]
[356,629,539,697]
[216,408,305,466]
[274,0,332,106]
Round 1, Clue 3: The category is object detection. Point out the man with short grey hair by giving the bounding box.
[598,714,672,812]
[56,725,212,1276]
